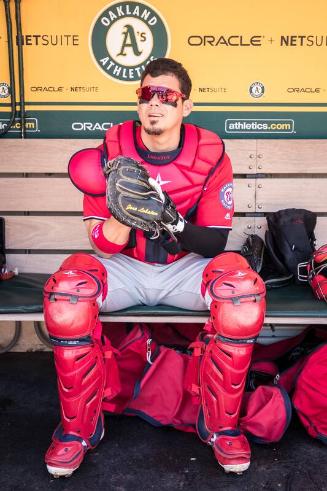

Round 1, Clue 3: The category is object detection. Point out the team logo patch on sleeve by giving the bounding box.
[219,182,233,209]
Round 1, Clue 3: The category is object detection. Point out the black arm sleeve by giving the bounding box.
[178,222,229,257]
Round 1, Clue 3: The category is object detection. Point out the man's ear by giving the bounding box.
[136,101,142,118]
[182,99,193,117]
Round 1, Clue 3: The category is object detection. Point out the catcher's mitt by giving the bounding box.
[241,233,293,288]
[104,156,165,236]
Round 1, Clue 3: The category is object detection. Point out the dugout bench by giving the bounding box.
[1,138,327,350]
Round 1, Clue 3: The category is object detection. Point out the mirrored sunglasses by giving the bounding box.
[136,85,186,105]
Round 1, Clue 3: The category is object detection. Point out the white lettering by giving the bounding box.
[141,8,150,21]
[100,57,109,66]
[101,16,110,27]
[113,65,121,76]
[109,10,117,21]
[72,122,114,131]
[148,16,157,26]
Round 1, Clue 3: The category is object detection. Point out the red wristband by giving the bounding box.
[91,222,128,254]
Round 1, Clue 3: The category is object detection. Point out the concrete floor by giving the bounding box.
[0,352,326,491]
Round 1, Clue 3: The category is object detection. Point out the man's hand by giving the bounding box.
[148,177,185,237]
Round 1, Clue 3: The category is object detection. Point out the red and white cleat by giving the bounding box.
[211,430,251,474]
[45,417,104,478]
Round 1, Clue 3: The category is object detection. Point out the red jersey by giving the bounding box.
[83,121,234,264]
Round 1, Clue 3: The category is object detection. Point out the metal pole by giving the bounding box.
[14,0,25,138]
[0,0,16,136]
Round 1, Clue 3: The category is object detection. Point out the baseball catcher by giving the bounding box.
[43,58,266,478]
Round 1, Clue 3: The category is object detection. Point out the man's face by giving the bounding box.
[137,74,192,136]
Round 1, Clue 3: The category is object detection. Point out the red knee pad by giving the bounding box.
[203,254,266,340]
[44,254,108,340]
[59,253,108,299]
[201,252,250,297]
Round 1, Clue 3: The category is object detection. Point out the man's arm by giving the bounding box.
[160,149,233,257]
[179,149,233,257]
[85,217,131,258]
[178,223,229,257]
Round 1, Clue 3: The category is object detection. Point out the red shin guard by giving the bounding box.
[43,254,108,476]
[53,338,106,438]
[200,335,257,432]
[197,253,266,473]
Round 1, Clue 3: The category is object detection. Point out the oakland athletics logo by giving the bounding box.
[89,1,170,83]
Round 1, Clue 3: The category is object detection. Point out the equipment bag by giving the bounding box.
[249,326,327,444]
[293,343,327,444]
[101,323,294,442]
[101,323,157,414]
[239,385,292,444]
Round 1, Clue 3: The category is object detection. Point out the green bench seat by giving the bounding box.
[1,273,327,325]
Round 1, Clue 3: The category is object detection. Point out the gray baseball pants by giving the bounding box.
[97,253,211,312]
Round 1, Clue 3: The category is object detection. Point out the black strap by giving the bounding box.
[0,217,6,268]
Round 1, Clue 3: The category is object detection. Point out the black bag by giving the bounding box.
[240,208,317,288]
[265,209,316,284]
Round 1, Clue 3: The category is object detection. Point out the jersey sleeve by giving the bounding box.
[83,194,111,221]
[193,152,234,228]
